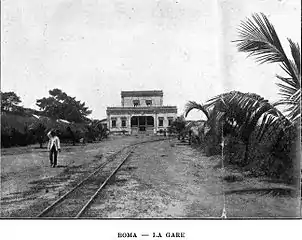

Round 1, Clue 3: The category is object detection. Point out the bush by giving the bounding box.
[222,125,299,183]
[1,113,106,148]
[1,113,37,147]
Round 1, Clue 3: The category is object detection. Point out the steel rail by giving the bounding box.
[75,147,135,218]
[36,137,168,218]
[36,148,126,217]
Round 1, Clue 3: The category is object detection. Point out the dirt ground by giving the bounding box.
[1,136,300,218]
[86,140,300,218]
[0,135,150,217]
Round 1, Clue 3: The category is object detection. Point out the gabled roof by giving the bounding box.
[121,90,163,97]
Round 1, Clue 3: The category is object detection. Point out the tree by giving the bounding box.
[234,13,300,124]
[204,91,286,164]
[36,89,92,123]
[32,123,46,148]
[1,91,22,112]
[170,115,186,140]
[183,13,299,180]
[185,91,287,162]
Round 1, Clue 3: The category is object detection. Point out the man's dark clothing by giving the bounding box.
[49,145,58,167]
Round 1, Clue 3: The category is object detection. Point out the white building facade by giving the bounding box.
[106,90,177,134]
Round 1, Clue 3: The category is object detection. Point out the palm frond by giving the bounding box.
[184,101,209,119]
[205,91,287,142]
[235,12,299,81]
[275,73,300,122]
[288,39,301,77]
[235,13,301,124]
[235,13,289,65]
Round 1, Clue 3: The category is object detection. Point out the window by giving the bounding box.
[158,117,164,127]
[146,116,154,126]
[168,117,173,126]
[131,116,138,126]
[133,100,140,107]
[111,119,116,128]
[146,100,152,106]
[121,118,126,127]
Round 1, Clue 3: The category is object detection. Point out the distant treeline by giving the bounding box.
[1,89,108,148]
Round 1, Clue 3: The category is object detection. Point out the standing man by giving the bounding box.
[47,130,61,168]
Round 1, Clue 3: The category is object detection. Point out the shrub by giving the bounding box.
[1,113,106,148]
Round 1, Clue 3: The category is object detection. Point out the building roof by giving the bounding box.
[107,106,177,115]
[121,90,163,97]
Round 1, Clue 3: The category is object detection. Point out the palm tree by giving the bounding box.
[185,91,287,163]
[234,12,300,124]
[205,91,286,164]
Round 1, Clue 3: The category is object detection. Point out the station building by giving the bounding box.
[106,90,177,134]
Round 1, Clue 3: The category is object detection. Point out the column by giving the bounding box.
[154,113,157,134]
[107,114,110,131]
[128,114,131,134]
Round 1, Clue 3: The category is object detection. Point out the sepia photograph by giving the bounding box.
[1,0,301,225]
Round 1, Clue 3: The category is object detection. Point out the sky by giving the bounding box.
[1,0,301,120]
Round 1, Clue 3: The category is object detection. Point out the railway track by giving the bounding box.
[36,137,168,218]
